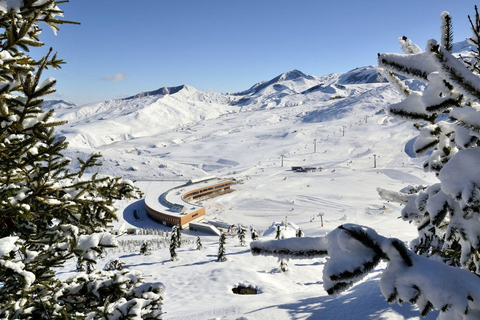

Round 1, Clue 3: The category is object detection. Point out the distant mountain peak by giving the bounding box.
[278,69,308,81]
[124,84,191,100]
[43,99,77,110]
[451,40,474,54]
[338,66,388,85]
[234,69,314,96]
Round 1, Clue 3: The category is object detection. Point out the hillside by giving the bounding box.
[52,64,442,319]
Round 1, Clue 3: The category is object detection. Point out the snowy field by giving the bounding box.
[55,66,443,319]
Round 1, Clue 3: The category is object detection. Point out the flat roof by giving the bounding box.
[144,177,231,218]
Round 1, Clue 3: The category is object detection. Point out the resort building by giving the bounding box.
[145,176,233,229]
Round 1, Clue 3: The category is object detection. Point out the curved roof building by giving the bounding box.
[145,176,233,229]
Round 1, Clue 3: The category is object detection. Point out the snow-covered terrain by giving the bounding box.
[53,63,445,319]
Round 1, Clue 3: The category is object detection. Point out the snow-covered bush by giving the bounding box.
[104,259,125,271]
[0,1,164,318]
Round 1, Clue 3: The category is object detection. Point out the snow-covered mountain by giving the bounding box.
[51,58,447,319]
[43,99,77,110]
[47,41,480,320]
[51,66,394,151]
[338,65,388,84]
[233,69,322,96]
[123,84,191,100]
[47,64,412,182]
[54,84,235,149]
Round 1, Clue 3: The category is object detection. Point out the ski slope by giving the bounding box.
[54,65,442,319]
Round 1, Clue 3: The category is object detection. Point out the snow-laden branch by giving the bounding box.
[250,236,327,259]
[378,52,437,82]
[251,224,480,319]
[428,39,480,102]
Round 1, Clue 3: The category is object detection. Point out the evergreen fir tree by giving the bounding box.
[196,236,202,250]
[0,2,164,318]
[176,225,182,248]
[275,225,282,240]
[251,226,259,240]
[170,238,177,262]
[378,6,480,275]
[296,228,304,238]
[238,227,246,247]
[218,233,227,262]
[140,240,150,255]
[170,226,178,261]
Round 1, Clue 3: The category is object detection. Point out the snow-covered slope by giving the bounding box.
[51,67,396,153]
[51,66,410,182]
[233,70,338,109]
[338,65,388,84]
[43,99,77,110]
[54,85,235,149]
[51,61,449,319]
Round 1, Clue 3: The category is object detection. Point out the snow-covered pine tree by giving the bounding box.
[275,225,282,240]
[0,2,164,318]
[378,7,480,275]
[176,225,182,248]
[140,240,150,255]
[238,227,246,247]
[218,233,227,262]
[251,226,259,240]
[296,228,304,238]
[196,236,202,250]
[170,226,178,261]
[86,261,95,274]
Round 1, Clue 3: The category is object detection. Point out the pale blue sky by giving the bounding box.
[35,0,479,105]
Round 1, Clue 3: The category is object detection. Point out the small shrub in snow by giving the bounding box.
[140,240,151,256]
[104,259,125,271]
